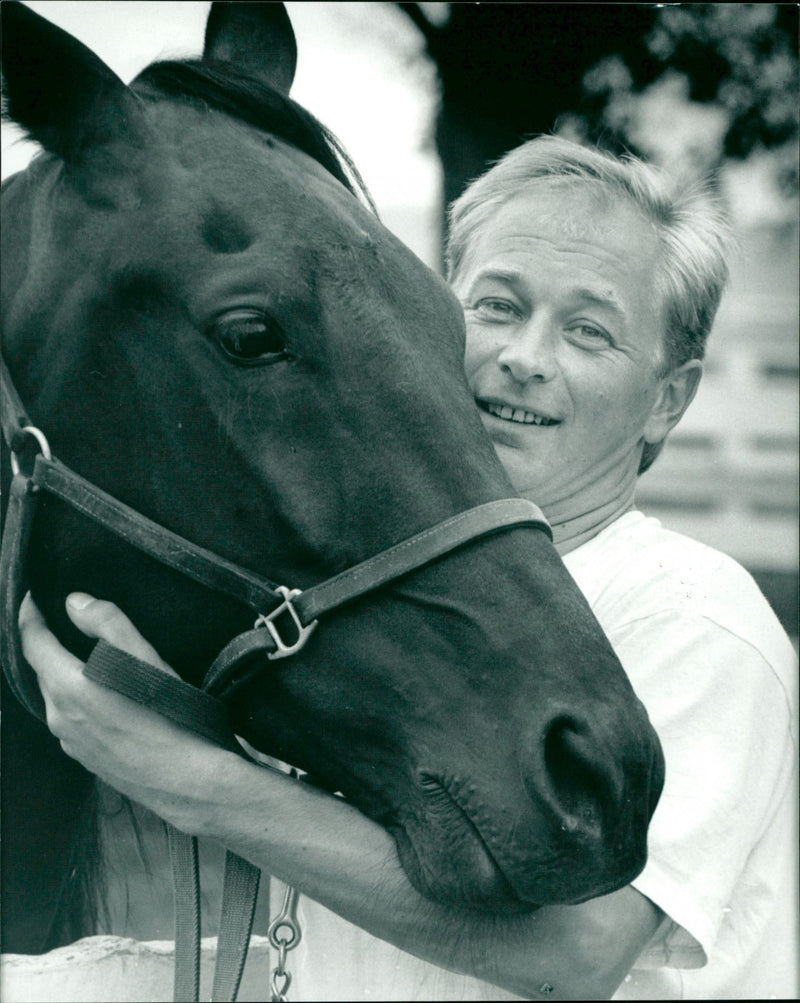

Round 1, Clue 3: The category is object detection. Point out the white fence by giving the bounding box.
[638,222,798,581]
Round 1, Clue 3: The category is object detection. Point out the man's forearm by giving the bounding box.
[175,746,657,1001]
[171,748,504,979]
[18,595,660,1001]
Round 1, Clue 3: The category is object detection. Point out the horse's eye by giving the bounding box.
[213,311,286,365]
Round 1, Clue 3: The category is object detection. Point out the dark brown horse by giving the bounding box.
[1,0,664,956]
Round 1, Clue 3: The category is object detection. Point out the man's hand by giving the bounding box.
[18,593,232,828]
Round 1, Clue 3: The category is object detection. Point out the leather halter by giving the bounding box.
[0,352,551,999]
[1,353,550,719]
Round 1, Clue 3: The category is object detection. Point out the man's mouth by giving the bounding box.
[478,400,560,427]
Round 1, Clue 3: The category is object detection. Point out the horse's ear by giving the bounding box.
[1,1,145,164]
[203,1,297,95]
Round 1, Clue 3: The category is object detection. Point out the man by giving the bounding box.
[19,136,798,999]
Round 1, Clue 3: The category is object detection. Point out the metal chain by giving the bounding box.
[268,883,302,1001]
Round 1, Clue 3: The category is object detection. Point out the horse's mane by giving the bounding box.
[133,60,377,215]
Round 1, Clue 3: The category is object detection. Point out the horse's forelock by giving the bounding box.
[131,60,376,215]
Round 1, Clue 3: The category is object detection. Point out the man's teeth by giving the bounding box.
[486,403,555,426]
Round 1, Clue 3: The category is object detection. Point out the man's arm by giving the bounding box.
[20,594,663,1000]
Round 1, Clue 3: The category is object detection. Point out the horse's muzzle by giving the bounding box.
[380,700,660,913]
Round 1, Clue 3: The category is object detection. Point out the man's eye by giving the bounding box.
[570,323,612,346]
[212,311,287,365]
[472,298,520,320]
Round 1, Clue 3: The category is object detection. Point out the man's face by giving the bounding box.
[455,182,668,512]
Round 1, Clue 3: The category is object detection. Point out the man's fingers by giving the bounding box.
[65,592,176,674]
[19,593,83,677]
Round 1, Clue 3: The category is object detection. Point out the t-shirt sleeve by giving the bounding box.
[606,610,794,970]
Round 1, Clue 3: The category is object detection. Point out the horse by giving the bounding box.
[0,0,664,975]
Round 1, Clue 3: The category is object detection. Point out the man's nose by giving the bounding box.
[496,316,558,383]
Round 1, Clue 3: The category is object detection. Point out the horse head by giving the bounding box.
[1,0,664,918]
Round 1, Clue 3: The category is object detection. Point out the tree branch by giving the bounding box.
[395,3,441,49]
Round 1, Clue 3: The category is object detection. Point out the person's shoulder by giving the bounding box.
[565,511,794,673]
[605,510,756,598]
[566,509,752,601]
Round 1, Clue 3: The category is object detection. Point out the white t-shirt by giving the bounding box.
[564,511,798,1000]
[279,511,800,1001]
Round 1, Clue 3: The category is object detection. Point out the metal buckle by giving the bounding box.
[255,585,318,660]
[10,425,52,477]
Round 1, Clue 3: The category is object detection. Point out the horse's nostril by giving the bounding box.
[541,715,619,837]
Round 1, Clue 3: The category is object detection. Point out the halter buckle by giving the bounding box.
[255,585,318,660]
[10,425,52,477]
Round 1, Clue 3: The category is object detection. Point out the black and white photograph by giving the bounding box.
[1,3,797,1000]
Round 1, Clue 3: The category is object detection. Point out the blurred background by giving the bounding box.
[2,2,797,642]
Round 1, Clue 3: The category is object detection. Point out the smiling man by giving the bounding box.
[450,142,709,554]
[17,137,798,999]
[442,137,798,997]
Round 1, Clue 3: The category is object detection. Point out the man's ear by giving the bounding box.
[643,360,703,447]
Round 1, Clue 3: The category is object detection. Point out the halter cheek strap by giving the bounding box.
[1,352,550,715]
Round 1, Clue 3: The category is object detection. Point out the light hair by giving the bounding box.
[446,136,734,473]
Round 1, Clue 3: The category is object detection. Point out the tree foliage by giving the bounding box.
[645,4,798,157]
[397,2,798,202]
